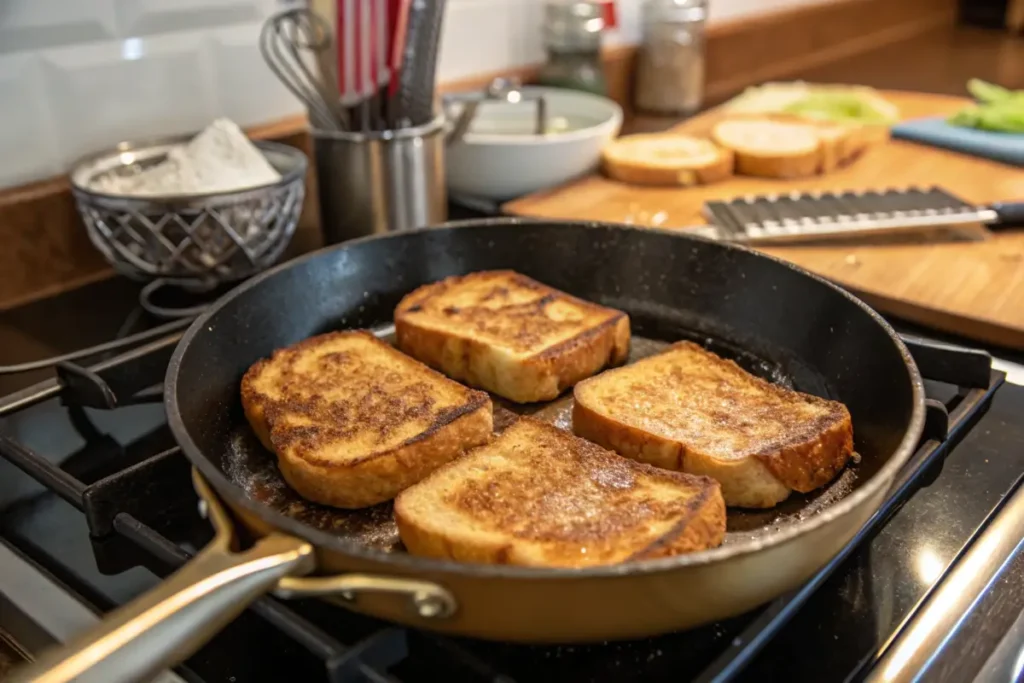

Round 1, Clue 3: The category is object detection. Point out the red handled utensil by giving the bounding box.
[385,0,412,128]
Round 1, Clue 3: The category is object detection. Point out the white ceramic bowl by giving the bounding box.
[445,86,623,201]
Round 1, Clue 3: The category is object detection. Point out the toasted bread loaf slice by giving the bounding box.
[857,122,891,149]
[810,120,854,173]
[573,342,853,508]
[711,115,879,177]
[241,331,493,508]
[395,418,725,567]
[602,133,734,186]
[803,118,890,169]
[711,117,823,178]
[394,271,630,403]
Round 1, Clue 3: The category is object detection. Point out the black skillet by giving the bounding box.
[14,219,925,683]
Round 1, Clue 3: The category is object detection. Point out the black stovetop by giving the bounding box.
[2,266,1024,683]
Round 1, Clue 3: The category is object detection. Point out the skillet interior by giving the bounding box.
[168,219,922,570]
[223,327,856,551]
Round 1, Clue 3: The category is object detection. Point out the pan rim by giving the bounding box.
[165,217,926,579]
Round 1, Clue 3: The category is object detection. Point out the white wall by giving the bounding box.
[0,0,833,190]
[438,0,837,80]
[707,0,838,23]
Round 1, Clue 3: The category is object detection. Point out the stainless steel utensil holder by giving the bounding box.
[312,116,447,244]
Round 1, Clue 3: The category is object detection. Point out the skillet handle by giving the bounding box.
[898,333,992,388]
[9,473,314,683]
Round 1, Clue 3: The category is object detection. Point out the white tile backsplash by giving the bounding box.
[0,0,117,54]
[438,0,519,82]
[0,0,831,191]
[0,0,300,190]
[0,53,62,187]
[42,32,217,165]
[512,1,547,68]
[210,22,302,127]
[113,0,262,37]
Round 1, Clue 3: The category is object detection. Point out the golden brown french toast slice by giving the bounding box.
[394,271,630,403]
[241,330,493,509]
[394,418,725,567]
[573,341,853,508]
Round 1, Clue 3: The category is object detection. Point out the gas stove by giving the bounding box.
[2,272,1024,683]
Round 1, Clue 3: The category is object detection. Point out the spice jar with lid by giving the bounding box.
[537,1,608,96]
[634,0,707,115]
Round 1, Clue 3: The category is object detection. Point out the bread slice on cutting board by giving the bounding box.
[812,120,854,173]
[241,330,493,509]
[711,117,825,178]
[573,341,854,508]
[711,115,878,178]
[804,116,888,171]
[394,270,630,403]
[601,133,734,186]
[394,418,726,567]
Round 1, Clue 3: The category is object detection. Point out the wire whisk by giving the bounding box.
[260,8,348,131]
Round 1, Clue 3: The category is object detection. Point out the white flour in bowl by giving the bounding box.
[90,118,282,196]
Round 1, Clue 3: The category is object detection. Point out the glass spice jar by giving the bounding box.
[634,0,707,115]
[537,1,608,96]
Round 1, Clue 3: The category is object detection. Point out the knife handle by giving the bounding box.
[989,201,1024,230]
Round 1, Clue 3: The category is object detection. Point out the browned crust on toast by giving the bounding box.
[710,116,821,179]
[731,147,821,179]
[711,113,883,178]
[625,488,726,562]
[572,341,853,508]
[755,412,853,493]
[762,113,876,174]
[394,418,725,567]
[241,331,493,508]
[396,486,726,566]
[394,271,630,403]
[275,406,492,510]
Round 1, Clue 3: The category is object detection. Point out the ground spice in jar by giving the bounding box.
[634,0,707,115]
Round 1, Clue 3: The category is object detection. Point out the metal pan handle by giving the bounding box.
[9,473,316,683]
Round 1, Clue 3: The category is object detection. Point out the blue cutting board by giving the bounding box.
[891,117,1024,167]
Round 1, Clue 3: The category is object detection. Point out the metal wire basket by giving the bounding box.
[69,135,308,288]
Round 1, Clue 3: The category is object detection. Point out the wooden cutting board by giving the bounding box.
[503,91,1024,351]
